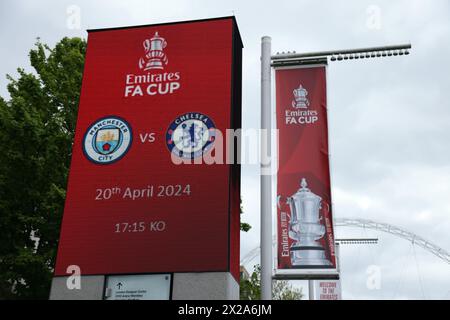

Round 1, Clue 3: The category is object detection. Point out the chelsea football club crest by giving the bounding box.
[83,116,132,164]
[166,112,216,159]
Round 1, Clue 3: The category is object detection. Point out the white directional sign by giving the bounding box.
[105,274,171,300]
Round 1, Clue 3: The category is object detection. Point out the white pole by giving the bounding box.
[309,280,315,300]
[260,36,272,300]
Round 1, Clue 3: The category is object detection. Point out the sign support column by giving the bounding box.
[308,280,315,300]
[260,35,272,300]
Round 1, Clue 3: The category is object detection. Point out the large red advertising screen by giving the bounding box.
[275,65,337,276]
[54,17,242,279]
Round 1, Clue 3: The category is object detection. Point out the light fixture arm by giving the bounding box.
[271,43,411,66]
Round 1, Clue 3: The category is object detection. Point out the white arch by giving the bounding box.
[334,218,450,264]
[240,218,450,265]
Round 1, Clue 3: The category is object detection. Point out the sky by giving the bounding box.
[1,0,449,299]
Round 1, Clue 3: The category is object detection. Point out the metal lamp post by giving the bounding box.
[260,38,412,300]
[260,36,272,300]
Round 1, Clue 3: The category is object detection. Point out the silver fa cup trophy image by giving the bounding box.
[139,31,168,70]
[285,178,332,267]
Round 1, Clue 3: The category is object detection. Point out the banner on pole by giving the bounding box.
[275,65,338,278]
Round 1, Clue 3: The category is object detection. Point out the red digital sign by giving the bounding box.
[54,17,242,280]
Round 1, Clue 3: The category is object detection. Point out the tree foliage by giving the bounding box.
[0,37,86,299]
[240,198,251,232]
[240,265,303,300]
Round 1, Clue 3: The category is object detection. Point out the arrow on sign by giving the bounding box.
[116,282,123,290]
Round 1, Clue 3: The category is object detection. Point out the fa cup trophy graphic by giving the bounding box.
[139,31,168,71]
[292,84,310,109]
[284,178,332,267]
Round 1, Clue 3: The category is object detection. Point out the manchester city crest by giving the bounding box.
[166,112,216,159]
[83,116,132,164]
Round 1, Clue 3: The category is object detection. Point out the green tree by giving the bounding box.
[0,37,86,299]
[240,198,251,232]
[240,265,303,300]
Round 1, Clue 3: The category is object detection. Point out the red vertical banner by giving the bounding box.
[275,65,337,274]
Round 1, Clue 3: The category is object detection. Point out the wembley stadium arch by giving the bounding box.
[240,218,450,266]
